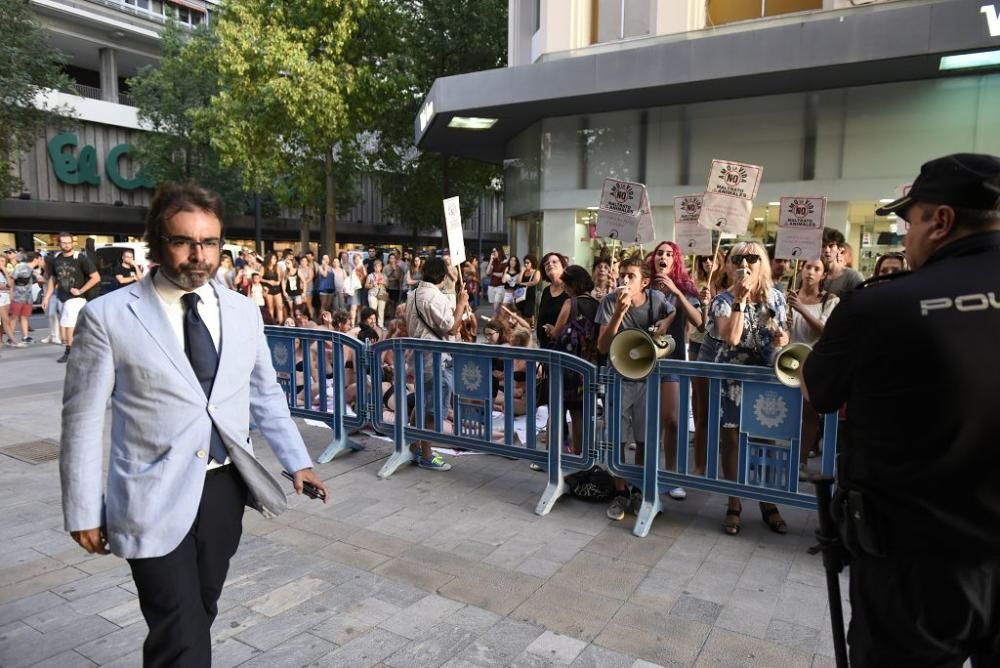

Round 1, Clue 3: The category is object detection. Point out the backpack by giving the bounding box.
[565,466,616,502]
[552,295,599,365]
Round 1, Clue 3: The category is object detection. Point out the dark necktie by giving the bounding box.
[181,292,227,463]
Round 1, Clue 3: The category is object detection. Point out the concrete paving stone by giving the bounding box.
[383,622,478,668]
[234,588,347,651]
[438,564,545,616]
[692,627,814,667]
[0,590,63,627]
[450,539,500,561]
[72,552,132,575]
[446,617,546,667]
[629,575,685,612]
[714,586,780,639]
[0,620,43,664]
[400,543,483,579]
[595,618,708,667]
[363,574,434,609]
[308,559,373,587]
[670,595,723,626]
[439,604,501,633]
[772,581,829,632]
[512,581,623,642]
[342,529,416,558]
[264,525,336,553]
[548,551,648,601]
[631,661,668,668]
[530,529,595,564]
[23,597,93,632]
[292,513,361,540]
[26,649,97,667]
[618,535,676,568]
[50,566,132,602]
[811,655,837,668]
[212,636,262,668]
[211,604,267,642]
[245,576,333,617]
[764,618,821,654]
[681,560,742,605]
[98,597,144,628]
[372,557,455,593]
[736,555,793,589]
[583,525,633,559]
[65,583,138,616]
[312,627,410,668]
[515,555,563,579]
[524,629,588,665]
[379,593,466,640]
[483,536,544,570]
[238,631,337,667]
[0,554,66,588]
[311,596,402,645]
[568,644,636,668]
[242,511,284,536]
[322,540,393,571]
[73,619,148,664]
[0,614,118,668]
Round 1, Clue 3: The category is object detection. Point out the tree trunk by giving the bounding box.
[324,150,337,256]
[440,153,450,242]
[299,207,310,254]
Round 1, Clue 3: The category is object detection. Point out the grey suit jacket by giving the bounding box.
[60,274,313,559]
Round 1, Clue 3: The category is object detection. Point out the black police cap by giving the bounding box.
[875,153,1000,217]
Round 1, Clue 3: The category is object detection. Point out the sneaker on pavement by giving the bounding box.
[11,341,27,348]
[57,351,70,363]
[417,453,452,471]
[22,337,33,344]
[630,489,644,514]
[668,487,687,500]
[606,495,629,521]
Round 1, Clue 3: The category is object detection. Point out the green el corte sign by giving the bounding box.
[47,132,155,191]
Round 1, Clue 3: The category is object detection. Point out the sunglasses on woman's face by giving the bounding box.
[730,254,761,265]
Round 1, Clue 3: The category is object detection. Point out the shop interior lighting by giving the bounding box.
[878,198,894,203]
[767,202,780,206]
[939,50,1000,71]
[448,116,498,130]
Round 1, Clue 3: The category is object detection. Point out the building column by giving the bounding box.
[99,48,119,104]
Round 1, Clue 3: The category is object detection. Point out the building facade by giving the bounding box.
[3,0,504,256]
[416,0,1000,275]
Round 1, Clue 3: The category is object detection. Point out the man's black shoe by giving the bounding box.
[57,351,69,363]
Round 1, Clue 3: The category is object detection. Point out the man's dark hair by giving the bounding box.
[822,227,845,247]
[619,255,650,279]
[330,311,350,328]
[422,257,447,284]
[57,232,73,242]
[562,265,594,296]
[144,182,224,264]
[360,306,376,321]
[25,251,38,262]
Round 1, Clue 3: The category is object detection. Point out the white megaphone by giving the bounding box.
[609,329,676,380]
[773,342,813,387]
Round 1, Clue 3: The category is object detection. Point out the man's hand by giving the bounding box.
[613,287,630,316]
[71,527,110,555]
[70,287,82,296]
[41,297,49,311]
[292,468,329,504]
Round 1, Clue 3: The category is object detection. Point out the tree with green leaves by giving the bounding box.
[0,0,73,197]
[128,23,246,218]
[360,0,507,237]
[203,0,370,252]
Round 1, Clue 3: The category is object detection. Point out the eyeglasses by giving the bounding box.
[730,254,761,265]
[162,236,222,252]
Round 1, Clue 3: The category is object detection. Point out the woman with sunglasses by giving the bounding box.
[709,241,789,536]
[647,241,703,501]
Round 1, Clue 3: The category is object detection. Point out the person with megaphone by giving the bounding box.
[708,241,789,535]
[784,258,839,464]
[596,255,676,521]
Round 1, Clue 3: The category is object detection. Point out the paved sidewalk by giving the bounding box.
[0,329,846,667]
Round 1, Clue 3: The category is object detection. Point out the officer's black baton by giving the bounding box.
[807,475,849,668]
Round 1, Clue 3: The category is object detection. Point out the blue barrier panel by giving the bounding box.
[367,337,599,516]
[604,358,838,537]
[264,326,367,462]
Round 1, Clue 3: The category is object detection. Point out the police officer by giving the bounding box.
[801,153,1000,667]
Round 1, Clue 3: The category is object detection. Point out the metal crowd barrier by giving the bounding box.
[605,359,838,537]
[264,326,367,462]
[264,331,838,536]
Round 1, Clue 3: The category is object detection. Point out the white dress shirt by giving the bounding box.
[152,270,228,467]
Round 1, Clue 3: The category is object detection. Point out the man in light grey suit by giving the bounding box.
[60,181,330,667]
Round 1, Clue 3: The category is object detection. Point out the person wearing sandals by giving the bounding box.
[709,241,789,535]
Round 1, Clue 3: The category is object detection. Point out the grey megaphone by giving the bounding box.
[773,342,813,387]
[609,329,676,380]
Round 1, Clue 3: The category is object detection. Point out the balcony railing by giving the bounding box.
[70,84,137,107]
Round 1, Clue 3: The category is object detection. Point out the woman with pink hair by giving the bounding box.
[646,240,705,501]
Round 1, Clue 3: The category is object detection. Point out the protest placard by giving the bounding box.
[673,194,712,255]
[697,192,753,233]
[442,196,466,264]
[706,159,763,200]
[774,196,826,260]
[595,178,654,243]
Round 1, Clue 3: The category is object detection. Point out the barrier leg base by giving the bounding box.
[316,433,366,464]
[377,450,413,480]
[632,495,663,538]
[535,473,567,516]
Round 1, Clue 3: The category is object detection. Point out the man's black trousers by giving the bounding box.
[849,552,1000,668]
[128,465,247,668]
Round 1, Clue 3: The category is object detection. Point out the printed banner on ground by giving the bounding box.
[774,196,826,260]
[443,196,466,265]
[595,178,654,243]
[697,192,753,234]
[706,159,763,200]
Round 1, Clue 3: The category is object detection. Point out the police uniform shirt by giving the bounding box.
[803,230,1000,559]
